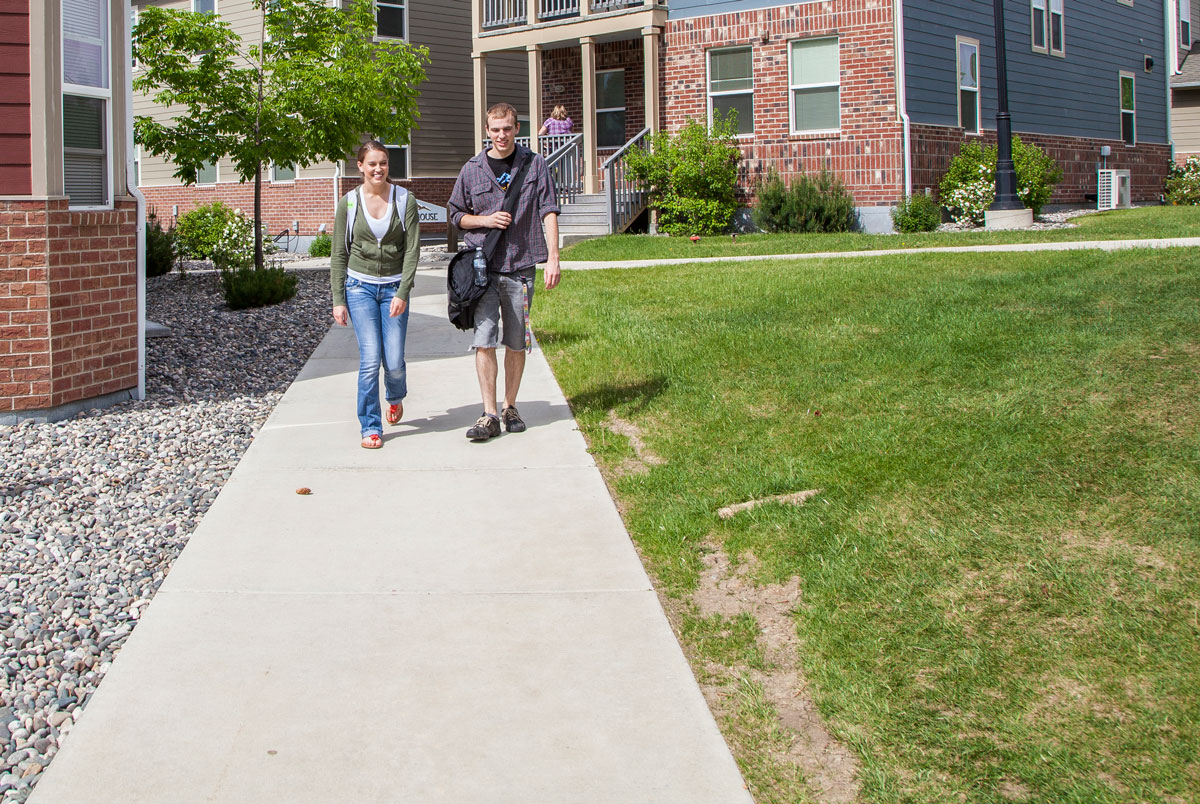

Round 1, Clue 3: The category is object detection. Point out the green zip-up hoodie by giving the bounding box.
[330,187,420,307]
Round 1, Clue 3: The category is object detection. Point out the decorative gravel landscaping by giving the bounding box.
[0,269,330,801]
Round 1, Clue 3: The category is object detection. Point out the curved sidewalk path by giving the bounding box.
[559,235,1200,270]
[31,270,753,803]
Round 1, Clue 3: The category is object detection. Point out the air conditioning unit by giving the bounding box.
[1097,169,1132,210]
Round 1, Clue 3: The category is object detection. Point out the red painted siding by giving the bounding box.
[0,0,30,195]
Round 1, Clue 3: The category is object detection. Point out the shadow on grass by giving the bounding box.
[566,375,669,417]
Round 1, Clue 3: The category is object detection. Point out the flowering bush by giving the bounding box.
[938,137,1063,225]
[1165,156,1200,205]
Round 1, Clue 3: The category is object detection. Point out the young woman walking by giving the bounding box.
[330,141,421,449]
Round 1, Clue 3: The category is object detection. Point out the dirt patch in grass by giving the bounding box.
[692,540,860,804]
[603,410,664,476]
[717,490,822,520]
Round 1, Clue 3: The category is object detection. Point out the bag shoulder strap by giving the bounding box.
[482,148,534,263]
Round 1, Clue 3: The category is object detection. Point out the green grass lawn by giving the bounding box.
[560,206,1200,262]
[535,248,1200,803]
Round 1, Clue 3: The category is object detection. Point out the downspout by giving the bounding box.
[895,0,912,198]
[1167,0,1178,164]
[333,160,342,215]
[125,1,146,401]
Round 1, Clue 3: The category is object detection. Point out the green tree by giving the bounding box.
[133,0,428,269]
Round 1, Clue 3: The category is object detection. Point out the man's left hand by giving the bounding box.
[544,257,561,290]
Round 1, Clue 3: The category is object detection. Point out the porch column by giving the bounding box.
[581,36,598,194]
[473,52,487,151]
[642,26,660,134]
[527,44,542,153]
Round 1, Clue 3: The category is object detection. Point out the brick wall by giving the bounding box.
[542,40,645,149]
[0,198,138,414]
[0,200,50,409]
[661,1,905,206]
[140,176,457,237]
[910,124,1172,204]
[0,0,32,194]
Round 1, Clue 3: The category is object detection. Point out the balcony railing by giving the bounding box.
[483,0,647,29]
[483,0,526,29]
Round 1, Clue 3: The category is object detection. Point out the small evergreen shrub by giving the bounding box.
[625,112,742,236]
[938,136,1063,225]
[175,201,239,261]
[219,263,298,310]
[751,169,857,234]
[1166,155,1200,205]
[891,193,943,233]
[308,232,332,257]
[145,209,177,277]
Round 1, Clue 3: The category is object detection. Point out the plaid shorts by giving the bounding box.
[471,267,536,351]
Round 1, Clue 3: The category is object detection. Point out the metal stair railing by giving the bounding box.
[601,127,649,234]
[545,134,584,206]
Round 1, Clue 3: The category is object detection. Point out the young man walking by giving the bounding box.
[447,103,562,441]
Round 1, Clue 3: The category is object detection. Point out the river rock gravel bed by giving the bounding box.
[0,269,331,801]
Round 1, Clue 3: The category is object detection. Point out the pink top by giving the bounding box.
[542,117,574,135]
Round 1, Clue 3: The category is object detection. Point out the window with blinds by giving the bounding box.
[62,0,111,207]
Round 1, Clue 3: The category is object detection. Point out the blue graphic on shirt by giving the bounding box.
[495,171,512,191]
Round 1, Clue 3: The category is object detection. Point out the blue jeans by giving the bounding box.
[345,277,409,437]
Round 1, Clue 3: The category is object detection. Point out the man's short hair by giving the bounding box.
[486,103,519,127]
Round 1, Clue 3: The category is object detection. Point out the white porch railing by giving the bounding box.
[539,0,579,19]
[481,134,577,155]
[483,0,526,28]
[484,0,648,28]
[601,127,649,234]
[545,134,585,205]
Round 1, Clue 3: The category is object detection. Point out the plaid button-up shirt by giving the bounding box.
[447,146,560,273]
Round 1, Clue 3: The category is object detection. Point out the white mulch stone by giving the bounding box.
[0,269,330,802]
[937,206,1095,232]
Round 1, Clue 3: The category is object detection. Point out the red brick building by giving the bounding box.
[476,0,1175,233]
[1,0,143,421]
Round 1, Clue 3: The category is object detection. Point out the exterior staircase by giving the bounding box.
[557,192,611,246]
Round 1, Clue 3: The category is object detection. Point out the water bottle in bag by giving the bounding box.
[473,247,488,287]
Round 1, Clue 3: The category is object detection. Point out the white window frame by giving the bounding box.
[956,37,981,135]
[787,36,840,135]
[1031,0,1048,53]
[706,46,754,136]
[1049,0,1065,57]
[192,0,216,14]
[596,68,627,148]
[62,0,114,209]
[384,144,410,180]
[1182,0,1192,49]
[131,6,139,70]
[1119,71,1136,146]
[196,160,218,185]
[271,163,297,183]
[375,0,407,41]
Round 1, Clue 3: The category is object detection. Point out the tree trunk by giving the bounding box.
[254,161,264,271]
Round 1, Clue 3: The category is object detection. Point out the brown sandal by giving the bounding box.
[361,434,382,449]
[386,403,403,425]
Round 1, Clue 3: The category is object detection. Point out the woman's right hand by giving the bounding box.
[333,305,349,326]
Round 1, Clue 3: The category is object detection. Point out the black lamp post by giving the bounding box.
[990,0,1022,210]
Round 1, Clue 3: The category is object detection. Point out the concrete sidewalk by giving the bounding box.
[559,236,1200,270]
[30,270,753,803]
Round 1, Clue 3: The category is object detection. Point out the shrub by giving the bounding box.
[308,232,332,257]
[145,209,176,277]
[625,112,742,236]
[219,263,298,310]
[938,136,1063,225]
[891,193,943,233]
[1166,155,1200,205]
[751,169,857,234]
[175,201,239,261]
